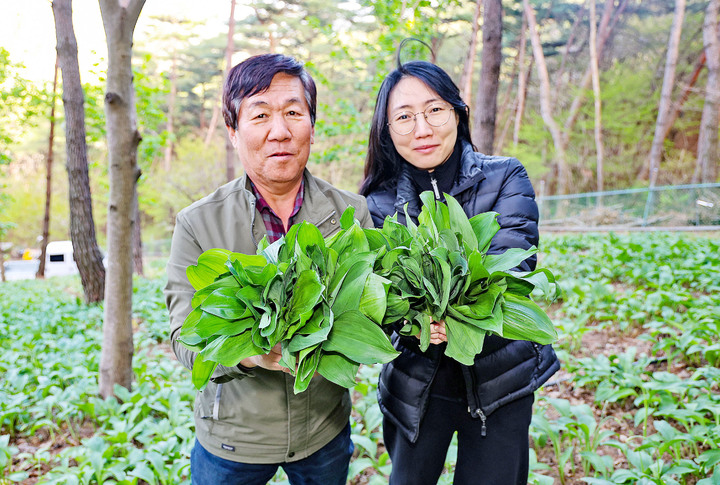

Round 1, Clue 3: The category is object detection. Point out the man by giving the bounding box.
[165,53,373,485]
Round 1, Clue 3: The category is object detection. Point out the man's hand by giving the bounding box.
[240,343,290,372]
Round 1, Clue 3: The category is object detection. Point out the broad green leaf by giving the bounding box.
[329,253,375,313]
[364,227,390,250]
[380,216,412,246]
[469,212,500,253]
[444,316,486,365]
[484,247,538,273]
[181,307,204,336]
[296,221,325,254]
[191,353,218,390]
[295,345,321,386]
[403,203,418,235]
[340,205,356,230]
[177,333,205,352]
[323,310,399,364]
[505,268,557,300]
[467,250,490,286]
[419,190,451,232]
[437,228,461,252]
[186,248,232,290]
[244,263,278,287]
[200,287,250,320]
[329,223,370,264]
[317,351,359,388]
[201,332,265,367]
[195,312,254,338]
[191,275,239,308]
[235,285,267,318]
[428,248,452,316]
[359,273,390,324]
[228,252,268,269]
[280,223,301,260]
[501,293,557,344]
[259,236,282,264]
[383,292,410,324]
[445,193,478,250]
[415,312,432,352]
[286,270,324,324]
[288,325,332,352]
[467,283,504,318]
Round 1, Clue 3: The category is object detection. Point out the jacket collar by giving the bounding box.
[393,141,486,220]
[240,169,337,246]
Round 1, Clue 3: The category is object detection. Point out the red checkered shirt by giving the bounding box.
[250,179,305,243]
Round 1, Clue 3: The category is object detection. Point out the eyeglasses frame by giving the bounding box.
[387,102,454,136]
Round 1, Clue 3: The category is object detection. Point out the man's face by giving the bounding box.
[227,73,314,192]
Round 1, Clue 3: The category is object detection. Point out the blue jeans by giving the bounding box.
[190,423,353,485]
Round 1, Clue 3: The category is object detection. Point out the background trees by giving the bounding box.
[0,0,717,250]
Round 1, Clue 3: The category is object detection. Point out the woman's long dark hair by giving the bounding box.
[360,48,475,196]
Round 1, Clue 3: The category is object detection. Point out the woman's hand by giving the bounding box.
[415,320,447,345]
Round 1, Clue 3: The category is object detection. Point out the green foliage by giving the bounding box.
[1,232,720,483]
[0,276,193,484]
[530,232,720,483]
[0,48,44,166]
[375,192,558,364]
[182,211,400,393]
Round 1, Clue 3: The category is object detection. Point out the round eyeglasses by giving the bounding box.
[387,102,453,135]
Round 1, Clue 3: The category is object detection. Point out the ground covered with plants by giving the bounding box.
[1,232,718,484]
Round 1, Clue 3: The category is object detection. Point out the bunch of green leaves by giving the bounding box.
[178,208,399,394]
[374,192,558,365]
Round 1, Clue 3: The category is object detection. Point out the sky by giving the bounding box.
[0,0,240,84]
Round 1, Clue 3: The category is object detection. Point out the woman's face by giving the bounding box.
[386,76,458,171]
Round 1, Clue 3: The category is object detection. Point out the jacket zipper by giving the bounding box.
[461,366,487,437]
[429,174,441,200]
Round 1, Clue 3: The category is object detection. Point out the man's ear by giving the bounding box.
[311,126,315,145]
[226,126,237,147]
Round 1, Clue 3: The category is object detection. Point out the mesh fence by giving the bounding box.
[537,183,720,229]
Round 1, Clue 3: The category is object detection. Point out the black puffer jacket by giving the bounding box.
[366,142,560,443]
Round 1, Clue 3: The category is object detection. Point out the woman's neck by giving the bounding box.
[406,143,461,199]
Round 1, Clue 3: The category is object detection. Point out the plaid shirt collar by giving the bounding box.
[251,178,305,243]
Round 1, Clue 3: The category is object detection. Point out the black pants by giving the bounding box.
[383,394,534,485]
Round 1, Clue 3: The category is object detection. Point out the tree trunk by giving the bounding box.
[225,0,237,182]
[163,51,176,171]
[666,51,706,146]
[647,0,686,188]
[494,48,521,154]
[132,195,144,275]
[524,0,569,194]
[52,0,106,303]
[98,0,145,399]
[472,0,502,154]
[205,0,236,147]
[589,0,605,195]
[562,0,626,149]
[37,57,59,279]
[556,5,586,101]
[513,10,529,147]
[460,0,483,105]
[695,0,719,183]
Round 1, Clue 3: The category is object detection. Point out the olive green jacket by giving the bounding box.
[165,170,372,463]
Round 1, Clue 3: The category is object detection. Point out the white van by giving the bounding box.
[45,240,79,277]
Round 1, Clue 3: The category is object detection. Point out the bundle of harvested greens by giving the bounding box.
[374,192,558,365]
[177,208,399,393]
[179,192,558,392]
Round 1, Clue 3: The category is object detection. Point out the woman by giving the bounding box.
[360,58,560,484]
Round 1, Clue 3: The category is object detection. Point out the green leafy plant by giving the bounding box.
[178,208,399,393]
[375,191,558,365]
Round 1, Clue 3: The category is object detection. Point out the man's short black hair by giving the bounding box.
[222,53,317,130]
